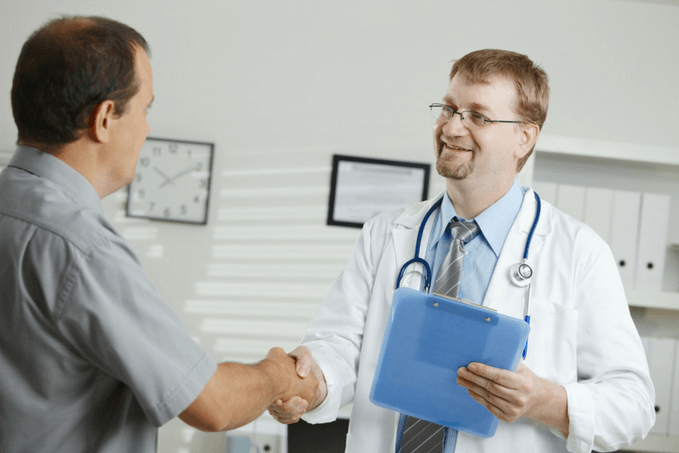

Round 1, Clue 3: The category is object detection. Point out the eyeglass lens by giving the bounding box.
[429,105,487,127]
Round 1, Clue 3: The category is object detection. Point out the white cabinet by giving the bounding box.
[524,134,679,453]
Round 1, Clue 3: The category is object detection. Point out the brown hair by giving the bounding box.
[450,49,549,171]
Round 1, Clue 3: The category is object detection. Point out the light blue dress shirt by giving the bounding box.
[396,181,526,452]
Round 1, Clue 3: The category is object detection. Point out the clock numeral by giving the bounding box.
[169,144,178,154]
[199,179,208,189]
[138,189,145,199]
[140,157,150,167]
[149,202,155,211]
[164,208,171,217]
[187,149,192,159]
[194,195,200,203]
[196,162,203,171]
[135,173,142,183]
[152,146,162,156]
[180,205,188,215]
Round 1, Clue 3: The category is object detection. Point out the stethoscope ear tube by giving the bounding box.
[395,198,443,292]
[396,258,432,291]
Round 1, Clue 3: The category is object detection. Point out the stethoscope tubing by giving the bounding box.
[396,191,540,291]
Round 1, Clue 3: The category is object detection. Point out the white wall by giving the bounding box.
[2,0,679,152]
[1,1,678,451]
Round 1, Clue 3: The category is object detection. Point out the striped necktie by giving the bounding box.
[433,219,479,298]
[397,219,479,453]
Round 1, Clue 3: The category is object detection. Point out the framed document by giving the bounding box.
[327,155,430,228]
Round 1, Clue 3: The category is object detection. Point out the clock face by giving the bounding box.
[126,138,214,224]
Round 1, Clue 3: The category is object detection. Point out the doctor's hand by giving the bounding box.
[457,362,570,436]
[267,346,328,424]
[256,347,319,406]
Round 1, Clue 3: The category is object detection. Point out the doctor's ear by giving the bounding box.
[516,123,539,159]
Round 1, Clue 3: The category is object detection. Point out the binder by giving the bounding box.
[646,336,676,435]
[370,288,530,438]
[583,187,613,243]
[609,191,641,289]
[635,193,671,291]
[669,339,679,436]
[556,184,585,222]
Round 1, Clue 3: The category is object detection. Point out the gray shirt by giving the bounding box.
[0,146,217,452]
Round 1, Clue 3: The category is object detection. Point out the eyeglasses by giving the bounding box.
[429,103,522,128]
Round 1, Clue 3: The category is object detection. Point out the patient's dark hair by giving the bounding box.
[11,15,150,146]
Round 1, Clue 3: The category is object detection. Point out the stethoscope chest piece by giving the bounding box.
[509,260,533,287]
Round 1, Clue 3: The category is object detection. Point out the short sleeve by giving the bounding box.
[55,236,217,427]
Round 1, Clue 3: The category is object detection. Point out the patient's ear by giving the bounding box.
[87,100,116,143]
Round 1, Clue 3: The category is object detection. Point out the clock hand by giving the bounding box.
[153,167,176,187]
[159,164,203,189]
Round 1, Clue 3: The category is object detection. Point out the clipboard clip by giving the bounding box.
[432,292,498,313]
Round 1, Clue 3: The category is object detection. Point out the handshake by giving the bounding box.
[262,346,326,424]
[179,345,326,432]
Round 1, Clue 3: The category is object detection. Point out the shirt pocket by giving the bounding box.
[524,299,578,383]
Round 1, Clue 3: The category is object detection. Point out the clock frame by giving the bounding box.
[126,137,214,225]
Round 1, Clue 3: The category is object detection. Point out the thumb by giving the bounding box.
[289,346,312,378]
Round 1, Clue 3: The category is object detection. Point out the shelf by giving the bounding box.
[627,289,679,311]
[536,134,679,168]
[623,433,679,452]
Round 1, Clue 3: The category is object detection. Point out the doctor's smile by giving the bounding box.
[440,143,473,154]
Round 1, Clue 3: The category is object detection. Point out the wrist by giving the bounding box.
[252,359,281,403]
[528,379,569,436]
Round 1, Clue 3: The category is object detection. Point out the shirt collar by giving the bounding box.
[8,146,104,215]
[434,180,525,257]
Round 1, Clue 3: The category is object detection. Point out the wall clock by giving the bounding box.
[126,137,214,225]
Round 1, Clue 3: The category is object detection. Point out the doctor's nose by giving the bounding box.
[441,111,470,136]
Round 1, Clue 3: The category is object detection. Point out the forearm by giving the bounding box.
[180,362,278,432]
[180,348,318,432]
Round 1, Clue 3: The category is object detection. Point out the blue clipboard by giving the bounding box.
[369,287,530,438]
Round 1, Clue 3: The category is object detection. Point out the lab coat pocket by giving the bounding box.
[524,299,578,383]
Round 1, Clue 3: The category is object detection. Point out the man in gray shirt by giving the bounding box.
[0,16,319,453]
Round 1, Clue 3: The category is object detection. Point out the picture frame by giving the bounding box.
[327,154,430,228]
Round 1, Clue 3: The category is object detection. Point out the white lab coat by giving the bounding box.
[301,188,655,453]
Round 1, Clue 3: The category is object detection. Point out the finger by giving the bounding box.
[266,347,286,359]
[289,346,312,378]
[268,397,309,424]
[465,388,511,421]
[466,363,519,390]
[267,407,301,424]
[460,375,511,407]
[457,370,520,408]
[459,364,519,393]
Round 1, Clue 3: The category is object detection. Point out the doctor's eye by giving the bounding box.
[465,111,488,126]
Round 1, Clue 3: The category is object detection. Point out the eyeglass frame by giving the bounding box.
[429,103,523,127]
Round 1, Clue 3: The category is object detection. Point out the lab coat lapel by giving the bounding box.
[392,193,445,291]
[483,188,550,317]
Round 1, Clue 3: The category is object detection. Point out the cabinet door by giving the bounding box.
[609,191,641,289]
[635,193,671,291]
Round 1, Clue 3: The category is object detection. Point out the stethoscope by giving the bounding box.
[395,191,542,359]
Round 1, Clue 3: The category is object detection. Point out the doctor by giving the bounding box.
[269,49,655,452]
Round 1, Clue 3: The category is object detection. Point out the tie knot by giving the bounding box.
[450,220,479,244]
